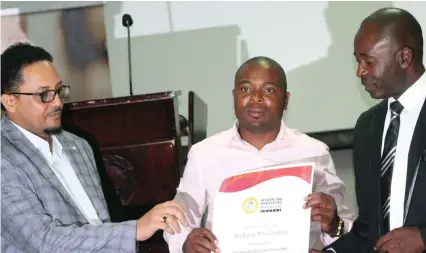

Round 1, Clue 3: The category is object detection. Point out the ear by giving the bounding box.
[283,92,290,111]
[399,47,413,69]
[1,94,17,113]
[232,89,236,98]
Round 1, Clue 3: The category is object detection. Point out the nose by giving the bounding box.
[356,62,368,78]
[250,91,264,103]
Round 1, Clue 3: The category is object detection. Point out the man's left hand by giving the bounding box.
[304,192,338,234]
[375,227,425,253]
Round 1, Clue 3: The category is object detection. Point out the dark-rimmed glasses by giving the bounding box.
[7,85,71,103]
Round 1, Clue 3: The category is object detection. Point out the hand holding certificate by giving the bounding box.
[183,228,220,253]
[212,161,315,253]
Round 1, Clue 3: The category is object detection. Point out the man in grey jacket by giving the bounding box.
[1,42,188,253]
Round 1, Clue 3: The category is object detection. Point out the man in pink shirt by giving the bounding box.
[164,56,355,252]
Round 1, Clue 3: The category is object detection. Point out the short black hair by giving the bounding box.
[363,7,423,64]
[234,56,287,93]
[1,42,53,95]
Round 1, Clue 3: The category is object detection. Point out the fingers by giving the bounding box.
[304,192,323,201]
[304,198,319,209]
[160,200,187,215]
[310,205,335,232]
[159,205,189,227]
[193,237,218,253]
[160,214,182,234]
[304,192,335,210]
[375,233,394,252]
[311,214,323,223]
[198,229,218,246]
[156,201,189,227]
[304,193,325,209]
[376,239,398,253]
[311,205,333,216]
[154,213,188,235]
[311,204,333,223]
[157,221,177,235]
[311,214,331,229]
[186,229,220,253]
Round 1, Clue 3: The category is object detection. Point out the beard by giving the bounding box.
[43,127,62,135]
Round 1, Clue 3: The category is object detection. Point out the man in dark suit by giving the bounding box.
[322,7,426,253]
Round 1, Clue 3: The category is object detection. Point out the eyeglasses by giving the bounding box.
[7,85,71,103]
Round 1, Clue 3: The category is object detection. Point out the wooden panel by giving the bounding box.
[62,92,183,253]
[101,141,179,206]
[62,92,180,148]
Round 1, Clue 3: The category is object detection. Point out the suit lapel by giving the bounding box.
[57,134,109,221]
[1,117,80,213]
[404,98,426,212]
[370,101,387,173]
[370,100,388,235]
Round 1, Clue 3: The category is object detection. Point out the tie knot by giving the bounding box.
[390,100,404,116]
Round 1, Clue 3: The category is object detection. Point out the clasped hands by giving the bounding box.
[311,227,425,253]
[373,226,425,253]
[304,192,425,253]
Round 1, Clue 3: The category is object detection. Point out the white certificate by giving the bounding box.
[211,162,315,253]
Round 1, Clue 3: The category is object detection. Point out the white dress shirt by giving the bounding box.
[381,72,426,230]
[12,122,102,226]
[164,121,354,252]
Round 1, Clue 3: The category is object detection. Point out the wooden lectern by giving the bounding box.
[62,91,185,253]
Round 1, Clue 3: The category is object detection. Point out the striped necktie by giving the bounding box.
[381,100,404,234]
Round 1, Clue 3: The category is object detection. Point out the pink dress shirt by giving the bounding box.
[164,121,354,251]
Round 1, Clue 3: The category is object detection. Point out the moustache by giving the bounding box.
[361,78,374,86]
[246,107,267,112]
[47,107,63,116]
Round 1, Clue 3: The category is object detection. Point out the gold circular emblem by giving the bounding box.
[242,197,258,214]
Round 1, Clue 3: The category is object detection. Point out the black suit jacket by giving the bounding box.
[325,98,426,253]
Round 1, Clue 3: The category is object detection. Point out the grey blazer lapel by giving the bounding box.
[56,133,109,221]
[1,117,81,214]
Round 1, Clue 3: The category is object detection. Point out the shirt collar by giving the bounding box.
[11,121,63,156]
[229,120,287,146]
[388,71,426,112]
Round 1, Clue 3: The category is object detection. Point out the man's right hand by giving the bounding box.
[183,228,220,253]
[136,200,188,241]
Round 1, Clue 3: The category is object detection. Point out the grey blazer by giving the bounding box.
[1,116,137,253]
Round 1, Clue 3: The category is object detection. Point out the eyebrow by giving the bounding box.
[36,80,63,91]
[353,52,370,57]
[237,80,278,86]
[237,80,251,85]
[264,81,278,86]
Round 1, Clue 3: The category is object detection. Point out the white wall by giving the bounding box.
[107,1,426,136]
[2,1,425,136]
